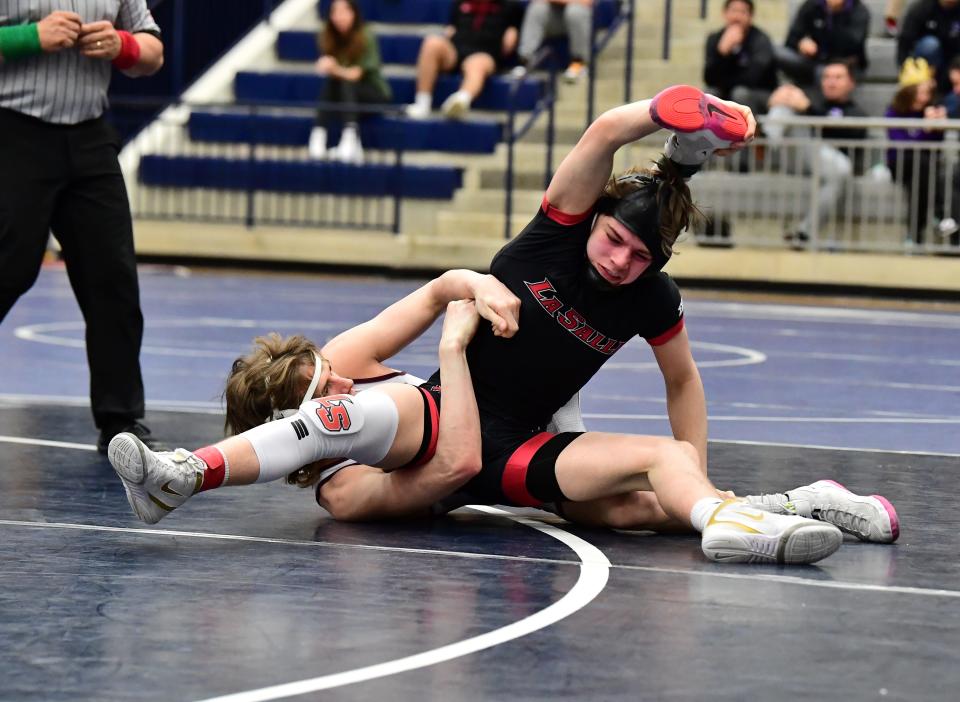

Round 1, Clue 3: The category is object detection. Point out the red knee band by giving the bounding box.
[112,31,141,70]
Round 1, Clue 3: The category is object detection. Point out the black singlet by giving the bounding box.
[431,199,685,431]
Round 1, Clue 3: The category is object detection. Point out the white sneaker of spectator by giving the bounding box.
[334,125,364,164]
[563,60,585,83]
[509,64,528,80]
[441,90,471,120]
[405,91,432,120]
[937,217,959,238]
[308,126,327,159]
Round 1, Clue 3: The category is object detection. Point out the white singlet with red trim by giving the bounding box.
[245,389,400,483]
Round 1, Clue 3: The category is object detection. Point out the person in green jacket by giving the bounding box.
[309,0,392,162]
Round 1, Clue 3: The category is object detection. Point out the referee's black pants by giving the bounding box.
[0,108,145,430]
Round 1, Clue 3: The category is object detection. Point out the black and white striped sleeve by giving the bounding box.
[116,0,161,37]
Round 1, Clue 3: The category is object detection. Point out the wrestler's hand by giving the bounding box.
[78,20,121,60]
[440,300,480,350]
[472,274,520,338]
[37,11,82,52]
[710,95,756,156]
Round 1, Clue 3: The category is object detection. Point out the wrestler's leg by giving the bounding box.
[546,432,842,564]
[558,491,690,533]
[106,391,401,524]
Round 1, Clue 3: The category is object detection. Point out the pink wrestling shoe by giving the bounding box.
[746,480,900,544]
[649,84,750,167]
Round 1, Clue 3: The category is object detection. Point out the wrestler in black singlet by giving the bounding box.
[430,199,686,507]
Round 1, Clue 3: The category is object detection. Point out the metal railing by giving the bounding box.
[662,0,711,61]
[504,0,636,239]
[690,115,960,254]
[587,0,636,125]
[120,101,406,233]
[504,48,560,239]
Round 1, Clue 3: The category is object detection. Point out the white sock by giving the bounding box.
[453,89,471,105]
[414,91,432,109]
[689,497,724,532]
[308,126,327,155]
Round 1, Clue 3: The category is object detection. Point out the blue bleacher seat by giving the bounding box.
[234,71,543,111]
[316,0,618,29]
[188,112,503,153]
[278,30,573,69]
[139,155,464,199]
[277,31,423,65]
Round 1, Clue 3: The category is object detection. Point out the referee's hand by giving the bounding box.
[78,21,121,61]
[38,11,82,53]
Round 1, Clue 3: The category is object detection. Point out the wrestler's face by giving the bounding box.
[304,356,355,399]
[329,0,356,34]
[586,214,653,286]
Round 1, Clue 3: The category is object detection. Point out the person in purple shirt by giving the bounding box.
[885,57,950,244]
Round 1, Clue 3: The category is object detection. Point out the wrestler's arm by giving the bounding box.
[651,327,708,472]
[545,95,756,216]
[545,99,658,215]
[322,269,519,379]
[317,301,482,521]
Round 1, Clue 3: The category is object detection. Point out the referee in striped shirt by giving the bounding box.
[0,1,164,452]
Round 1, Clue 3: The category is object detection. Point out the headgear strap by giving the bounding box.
[265,352,324,422]
[596,173,672,276]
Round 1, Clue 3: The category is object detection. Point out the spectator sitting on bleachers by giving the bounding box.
[308,0,391,162]
[512,0,592,83]
[703,0,778,118]
[405,0,524,120]
[885,56,950,243]
[944,54,960,114]
[765,59,868,246]
[777,0,870,87]
[897,0,960,91]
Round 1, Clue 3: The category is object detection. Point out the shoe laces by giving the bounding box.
[158,448,207,479]
[812,506,869,537]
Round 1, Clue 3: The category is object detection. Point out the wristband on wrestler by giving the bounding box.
[112,30,141,70]
[0,23,42,61]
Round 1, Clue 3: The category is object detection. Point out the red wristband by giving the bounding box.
[112,30,141,70]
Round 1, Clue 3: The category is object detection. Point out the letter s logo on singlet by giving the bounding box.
[314,396,353,432]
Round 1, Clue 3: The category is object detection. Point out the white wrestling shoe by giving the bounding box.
[649,84,750,168]
[746,480,900,544]
[108,432,206,524]
[702,499,843,565]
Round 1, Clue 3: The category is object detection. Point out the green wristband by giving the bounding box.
[0,23,42,61]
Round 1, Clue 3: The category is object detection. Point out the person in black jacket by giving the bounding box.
[897,0,960,90]
[704,0,778,117]
[776,0,871,86]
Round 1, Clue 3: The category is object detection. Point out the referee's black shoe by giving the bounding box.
[97,421,166,454]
